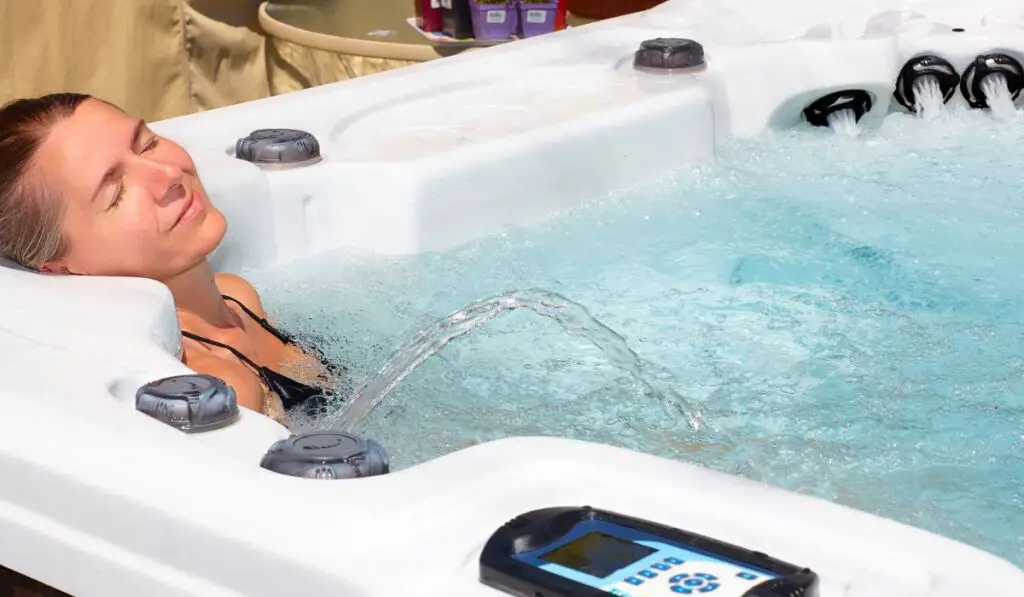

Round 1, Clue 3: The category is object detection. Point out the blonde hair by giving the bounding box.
[0,93,91,269]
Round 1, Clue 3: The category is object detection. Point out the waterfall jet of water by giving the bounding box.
[960,53,1023,119]
[893,55,960,119]
[328,289,767,478]
[803,89,873,136]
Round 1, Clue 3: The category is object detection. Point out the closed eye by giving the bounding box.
[108,135,159,211]
[107,179,126,211]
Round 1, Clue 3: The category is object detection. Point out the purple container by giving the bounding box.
[469,0,517,40]
[518,2,558,37]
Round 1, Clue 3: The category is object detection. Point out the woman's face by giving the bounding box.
[35,99,226,279]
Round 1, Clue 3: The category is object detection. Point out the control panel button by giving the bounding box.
[671,586,693,595]
[625,577,644,586]
[638,570,658,579]
[652,563,672,571]
[665,557,685,565]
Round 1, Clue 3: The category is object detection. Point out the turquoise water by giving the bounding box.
[252,108,1024,566]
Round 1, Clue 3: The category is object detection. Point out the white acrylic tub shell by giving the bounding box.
[2,0,1023,595]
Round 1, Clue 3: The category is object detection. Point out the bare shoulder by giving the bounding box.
[184,348,267,414]
[214,272,266,318]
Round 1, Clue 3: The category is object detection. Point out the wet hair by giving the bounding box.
[0,93,92,269]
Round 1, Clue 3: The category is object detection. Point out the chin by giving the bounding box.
[199,208,229,253]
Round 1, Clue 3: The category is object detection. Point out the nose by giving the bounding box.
[132,155,185,205]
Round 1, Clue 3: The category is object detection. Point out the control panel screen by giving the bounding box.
[539,532,656,579]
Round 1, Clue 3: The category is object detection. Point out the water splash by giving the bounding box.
[325,289,765,478]
[980,73,1018,120]
[827,108,861,137]
[912,75,946,121]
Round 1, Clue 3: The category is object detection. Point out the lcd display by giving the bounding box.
[539,532,656,578]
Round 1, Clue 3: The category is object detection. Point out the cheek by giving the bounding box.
[114,205,164,250]
[71,206,161,266]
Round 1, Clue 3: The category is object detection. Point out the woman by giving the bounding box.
[0,93,337,425]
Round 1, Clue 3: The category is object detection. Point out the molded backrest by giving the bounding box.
[0,262,181,370]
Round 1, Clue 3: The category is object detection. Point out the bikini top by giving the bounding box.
[181,295,341,415]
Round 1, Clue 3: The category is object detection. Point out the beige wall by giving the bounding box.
[0,0,413,122]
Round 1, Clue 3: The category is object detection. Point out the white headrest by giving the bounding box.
[0,263,182,370]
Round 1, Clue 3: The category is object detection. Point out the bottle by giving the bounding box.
[554,0,568,30]
[418,0,443,33]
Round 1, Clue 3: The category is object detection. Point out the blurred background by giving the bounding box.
[0,0,665,121]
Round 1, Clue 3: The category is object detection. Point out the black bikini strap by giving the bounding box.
[181,329,329,412]
[222,294,294,344]
[181,329,262,372]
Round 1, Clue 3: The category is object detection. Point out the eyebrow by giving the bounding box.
[91,118,146,203]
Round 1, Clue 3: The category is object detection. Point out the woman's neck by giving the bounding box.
[165,260,235,328]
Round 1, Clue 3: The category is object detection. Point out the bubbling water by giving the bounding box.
[251,105,1024,566]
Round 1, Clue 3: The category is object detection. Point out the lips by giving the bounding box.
[170,188,199,230]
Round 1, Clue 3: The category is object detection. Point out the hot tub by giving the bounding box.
[1,0,1022,595]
